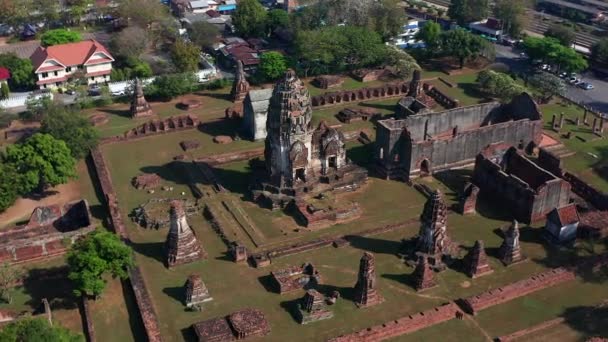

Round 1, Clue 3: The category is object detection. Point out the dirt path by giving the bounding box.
[0,180,82,229]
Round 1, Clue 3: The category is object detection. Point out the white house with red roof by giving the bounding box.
[30,39,114,90]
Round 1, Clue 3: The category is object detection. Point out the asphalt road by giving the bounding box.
[494,44,608,114]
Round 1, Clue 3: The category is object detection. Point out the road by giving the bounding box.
[494,44,608,114]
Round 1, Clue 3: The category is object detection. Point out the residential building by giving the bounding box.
[0,67,9,86]
[30,39,114,90]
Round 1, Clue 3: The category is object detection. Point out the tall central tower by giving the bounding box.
[264,69,314,188]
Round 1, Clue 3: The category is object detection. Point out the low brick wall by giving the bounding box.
[196,147,264,166]
[460,268,576,315]
[128,267,163,342]
[100,115,200,145]
[328,303,462,342]
[424,84,459,109]
[563,172,608,210]
[81,297,96,342]
[311,82,409,108]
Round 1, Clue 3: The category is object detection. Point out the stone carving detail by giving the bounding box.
[353,252,384,307]
[184,274,213,308]
[130,78,154,118]
[165,200,206,267]
[465,240,493,278]
[416,190,452,262]
[413,256,436,291]
[296,289,334,324]
[498,220,525,265]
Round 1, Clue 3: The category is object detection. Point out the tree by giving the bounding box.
[267,9,290,35]
[448,0,489,26]
[0,82,8,100]
[189,21,220,50]
[384,46,420,78]
[522,37,587,72]
[147,73,198,100]
[476,70,526,100]
[528,72,566,103]
[493,0,527,38]
[591,38,608,65]
[0,163,21,212]
[0,263,23,303]
[545,24,576,46]
[40,29,82,47]
[111,26,149,59]
[67,230,133,298]
[415,21,442,52]
[3,133,77,193]
[0,53,35,90]
[233,0,268,38]
[117,0,170,27]
[258,51,288,81]
[40,103,98,159]
[0,0,32,27]
[0,317,83,342]
[440,28,493,68]
[171,40,201,73]
[368,0,406,41]
[35,0,61,24]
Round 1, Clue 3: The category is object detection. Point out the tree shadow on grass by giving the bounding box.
[562,305,608,339]
[130,241,166,265]
[211,165,253,198]
[98,108,131,119]
[198,118,240,138]
[22,266,77,310]
[162,286,184,306]
[345,235,402,256]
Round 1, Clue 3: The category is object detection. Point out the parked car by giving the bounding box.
[568,77,579,84]
[579,82,594,90]
[65,89,76,95]
[88,85,101,96]
[559,72,568,78]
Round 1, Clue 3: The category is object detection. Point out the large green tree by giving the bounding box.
[171,40,201,73]
[67,229,133,298]
[476,69,526,101]
[415,21,442,52]
[0,163,21,212]
[0,317,83,342]
[233,0,268,38]
[0,0,33,27]
[3,133,77,193]
[111,26,149,59]
[0,262,23,303]
[147,73,198,100]
[258,51,288,81]
[40,103,99,159]
[493,0,527,38]
[189,21,220,50]
[117,0,170,27]
[267,9,290,35]
[368,0,406,41]
[0,53,35,90]
[528,72,566,103]
[545,24,576,46]
[40,29,82,47]
[0,82,8,100]
[448,0,489,26]
[591,38,608,65]
[522,37,587,72]
[440,28,493,68]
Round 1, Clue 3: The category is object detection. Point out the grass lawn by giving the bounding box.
[427,72,484,107]
[304,76,388,97]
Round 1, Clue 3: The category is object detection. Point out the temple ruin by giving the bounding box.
[270,263,321,294]
[498,220,525,266]
[184,274,213,308]
[472,145,571,223]
[296,289,334,324]
[464,240,493,278]
[353,252,384,307]
[374,93,543,180]
[165,200,206,268]
[130,78,153,118]
[413,256,437,291]
[413,190,454,269]
[231,61,250,103]
[192,308,270,341]
[251,70,367,209]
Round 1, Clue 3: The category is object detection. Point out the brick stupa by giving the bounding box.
[353,252,384,308]
[296,289,333,324]
[231,61,250,102]
[465,240,493,278]
[413,256,437,291]
[165,200,206,268]
[130,78,153,118]
[184,274,213,308]
[498,220,525,266]
[414,190,454,269]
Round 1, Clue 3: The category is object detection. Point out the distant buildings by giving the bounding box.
[468,18,503,41]
[30,39,114,90]
[392,19,424,49]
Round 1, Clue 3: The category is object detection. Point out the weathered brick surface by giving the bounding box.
[460,268,576,314]
[311,82,409,108]
[563,172,608,210]
[327,303,462,342]
[81,297,97,342]
[99,115,200,145]
[196,147,265,166]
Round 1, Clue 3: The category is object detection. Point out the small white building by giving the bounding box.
[545,203,580,243]
[30,39,114,90]
[392,19,424,49]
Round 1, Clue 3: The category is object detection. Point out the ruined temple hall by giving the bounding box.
[251,69,367,208]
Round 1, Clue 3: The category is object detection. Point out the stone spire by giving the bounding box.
[130,78,153,118]
[498,220,524,265]
[465,240,493,278]
[264,69,314,188]
[231,61,250,102]
[297,289,333,324]
[413,256,436,291]
[416,190,451,256]
[184,274,213,308]
[166,200,206,268]
[353,252,384,308]
[408,69,422,97]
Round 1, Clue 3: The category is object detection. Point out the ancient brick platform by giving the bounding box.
[192,308,270,341]
[270,263,321,294]
[327,303,462,342]
[460,268,576,315]
[311,82,409,107]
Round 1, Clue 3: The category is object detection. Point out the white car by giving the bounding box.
[579,82,594,90]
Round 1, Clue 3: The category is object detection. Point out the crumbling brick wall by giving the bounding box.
[196,147,265,166]
[328,303,462,342]
[80,297,96,342]
[563,172,608,210]
[424,84,459,109]
[311,82,409,108]
[100,115,200,145]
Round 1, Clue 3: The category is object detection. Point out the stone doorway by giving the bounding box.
[420,159,430,177]
[328,156,337,168]
[295,168,306,182]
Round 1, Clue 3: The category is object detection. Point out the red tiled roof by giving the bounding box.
[0,67,9,80]
[36,76,68,85]
[37,65,65,72]
[30,39,114,72]
[86,70,111,77]
[555,204,579,225]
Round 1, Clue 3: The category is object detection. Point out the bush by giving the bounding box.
[40,29,81,47]
[147,73,198,100]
